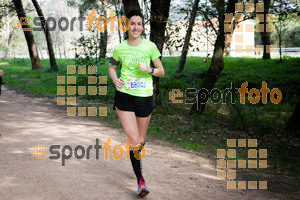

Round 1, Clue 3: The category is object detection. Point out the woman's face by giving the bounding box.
[128,16,143,39]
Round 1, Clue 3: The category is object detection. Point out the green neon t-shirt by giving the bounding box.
[112,39,161,97]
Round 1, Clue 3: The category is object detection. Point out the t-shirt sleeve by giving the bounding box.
[112,47,120,61]
[150,43,161,61]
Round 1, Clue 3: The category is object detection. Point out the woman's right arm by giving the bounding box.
[108,62,125,90]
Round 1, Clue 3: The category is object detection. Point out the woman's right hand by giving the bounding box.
[114,78,125,90]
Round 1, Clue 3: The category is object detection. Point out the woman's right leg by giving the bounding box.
[115,107,140,146]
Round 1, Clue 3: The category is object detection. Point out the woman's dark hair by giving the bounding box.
[126,9,143,20]
[124,9,144,40]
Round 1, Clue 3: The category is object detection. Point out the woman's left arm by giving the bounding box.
[139,58,164,77]
[151,58,165,77]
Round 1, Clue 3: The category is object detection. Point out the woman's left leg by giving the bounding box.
[134,114,152,197]
[136,114,152,145]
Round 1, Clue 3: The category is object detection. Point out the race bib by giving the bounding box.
[127,78,146,89]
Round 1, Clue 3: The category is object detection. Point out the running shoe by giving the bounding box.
[137,176,149,197]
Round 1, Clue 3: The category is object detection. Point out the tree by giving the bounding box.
[177,0,200,73]
[122,0,140,14]
[259,0,271,59]
[0,1,17,60]
[31,0,57,71]
[99,0,108,59]
[68,0,108,60]
[271,0,299,62]
[149,0,171,104]
[113,0,123,43]
[73,33,100,66]
[272,15,300,47]
[12,0,41,69]
[3,24,17,60]
[286,96,300,136]
[191,0,237,113]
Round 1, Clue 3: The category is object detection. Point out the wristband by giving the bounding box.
[150,68,154,74]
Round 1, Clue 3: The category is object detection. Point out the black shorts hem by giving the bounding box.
[113,91,155,117]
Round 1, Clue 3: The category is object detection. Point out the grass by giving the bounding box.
[0,56,299,177]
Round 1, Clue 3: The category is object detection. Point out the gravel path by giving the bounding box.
[0,85,295,200]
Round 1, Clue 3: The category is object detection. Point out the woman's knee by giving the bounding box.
[139,137,145,146]
[128,135,140,146]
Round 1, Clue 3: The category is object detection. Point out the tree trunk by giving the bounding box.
[150,0,171,105]
[177,0,200,73]
[114,1,122,44]
[31,0,57,71]
[99,1,108,59]
[58,45,62,59]
[279,32,282,62]
[279,19,282,62]
[122,0,140,14]
[63,40,67,58]
[38,48,43,59]
[13,0,41,70]
[224,43,231,56]
[260,0,271,59]
[286,97,300,136]
[4,27,15,60]
[190,0,237,113]
[165,28,173,56]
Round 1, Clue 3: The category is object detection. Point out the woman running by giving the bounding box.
[108,9,164,197]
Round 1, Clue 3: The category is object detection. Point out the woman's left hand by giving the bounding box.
[138,63,150,73]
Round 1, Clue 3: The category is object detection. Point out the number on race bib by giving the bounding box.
[127,78,146,89]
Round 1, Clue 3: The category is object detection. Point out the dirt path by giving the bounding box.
[0,85,296,200]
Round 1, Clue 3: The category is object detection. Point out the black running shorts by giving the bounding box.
[113,90,155,117]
